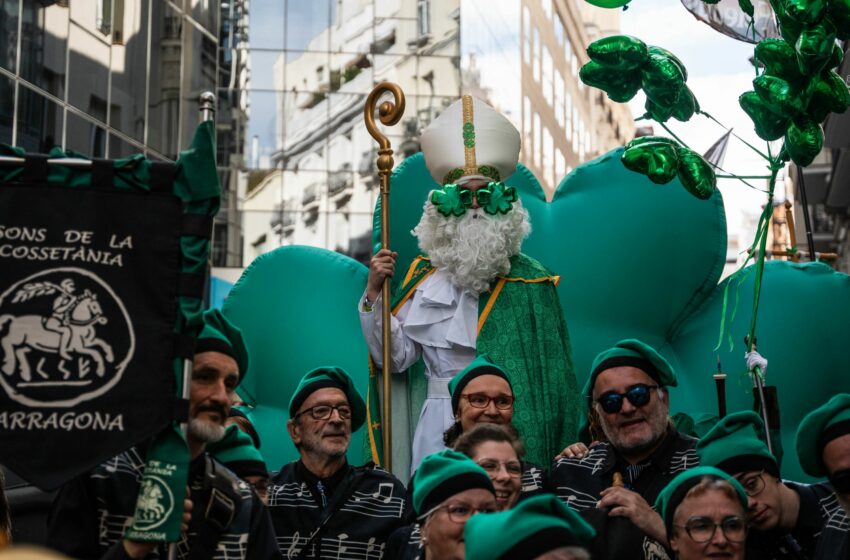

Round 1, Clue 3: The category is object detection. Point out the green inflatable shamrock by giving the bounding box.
[621,136,717,200]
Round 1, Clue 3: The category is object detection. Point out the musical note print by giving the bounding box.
[269,482,319,509]
[342,482,404,518]
[319,534,386,559]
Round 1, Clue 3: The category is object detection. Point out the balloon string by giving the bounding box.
[700,111,772,162]
[746,166,780,353]
[657,120,768,192]
[716,174,772,179]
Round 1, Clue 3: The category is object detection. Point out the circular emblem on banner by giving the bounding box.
[0,267,135,407]
[132,475,175,531]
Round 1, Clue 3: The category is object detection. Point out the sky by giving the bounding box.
[620,0,780,257]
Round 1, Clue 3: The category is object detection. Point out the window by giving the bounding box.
[543,128,554,189]
[555,71,564,128]
[543,0,553,19]
[523,96,532,151]
[543,47,553,107]
[533,28,540,82]
[534,113,541,167]
[556,150,566,181]
[97,0,111,35]
[523,7,531,65]
[418,0,430,36]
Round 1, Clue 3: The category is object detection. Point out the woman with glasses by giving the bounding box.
[454,424,525,510]
[444,354,548,497]
[656,466,749,560]
[387,449,496,560]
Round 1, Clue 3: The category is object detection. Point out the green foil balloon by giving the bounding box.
[584,0,632,8]
[579,61,642,103]
[645,98,674,122]
[806,70,850,123]
[753,75,805,116]
[785,0,827,24]
[785,120,824,167]
[670,86,700,122]
[587,35,650,70]
[740,91,791,141]
[795,22,838,76]
[827,0,850,40]
[622,141,680,185]
[775,5,804,45]
[755,39,806,86]
[827,43,845,69]
[642,54,686,107]
[739,0,755,16]
[648,46,688,81]
[677,149,717,200]
[627,135,679,148]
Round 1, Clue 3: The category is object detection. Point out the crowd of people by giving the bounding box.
[2,95,849,560]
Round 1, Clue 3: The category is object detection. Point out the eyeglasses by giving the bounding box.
[476,458,523,477]
[293,404,352,421]
[675,516,747,544]
[423,502,497,523]
[463,393,515,410]
[595,384,659,414]
[738,470,766,497]
[430,182,518,217]
[829,468,850,494]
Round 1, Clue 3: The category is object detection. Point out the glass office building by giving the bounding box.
[1,0,632,269]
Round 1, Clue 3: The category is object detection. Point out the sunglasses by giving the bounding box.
[830,468,850,494]
[430,182,518,217]
[595,384,660,414]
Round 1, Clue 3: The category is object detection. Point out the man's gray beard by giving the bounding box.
[188,418,226,444]
[413,198,531,293]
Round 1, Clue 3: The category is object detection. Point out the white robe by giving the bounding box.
[359,269,478,474]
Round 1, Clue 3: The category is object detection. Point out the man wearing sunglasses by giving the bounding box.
[698,410,848,559]
[267,367,412,558]
[551,339,699,554]
[796,394,850,559]
[359,95,579,475]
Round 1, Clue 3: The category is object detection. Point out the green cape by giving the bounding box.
[366,253,580,469]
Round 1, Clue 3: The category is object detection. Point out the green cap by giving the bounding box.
[196,309,249,385]
[412,449,494,516]
[697,411,779,478]
[655,466,748,537]
[288,367,367,432]
[464,494,595,560]
[583,338,677,402]
[796,393,850,477]
[448,354,513,414]
[208,424,268,479]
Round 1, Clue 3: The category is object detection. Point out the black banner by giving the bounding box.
[0,184,181,490]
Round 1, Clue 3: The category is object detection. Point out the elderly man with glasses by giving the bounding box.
[266,367,412,559]
[550,339,699,555]
[698,410,849,559]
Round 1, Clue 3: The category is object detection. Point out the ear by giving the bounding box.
[287,419,301,446]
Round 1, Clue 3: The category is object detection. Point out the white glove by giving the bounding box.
[745,350,768,376]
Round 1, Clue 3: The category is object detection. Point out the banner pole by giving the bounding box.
[363,83,405,471]
[166,92,217,560]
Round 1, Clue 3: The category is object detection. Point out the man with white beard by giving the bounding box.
[360,95,580,473]
[47,310,279,559]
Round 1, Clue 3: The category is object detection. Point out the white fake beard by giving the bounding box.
[188,418,226,444]
[413,197,531,293]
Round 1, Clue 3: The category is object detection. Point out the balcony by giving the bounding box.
[302,183,321,211]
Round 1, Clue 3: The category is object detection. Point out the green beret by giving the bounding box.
[412,449,494,516]
[697,411,779,478]
[655,466,747,537]
[196,309,249,385]
[464,494,595,560]
[584,338,677,402]
[288,367,367,432]
[796,393,850,477]
[448,354,512,414]
[208,424,268,479]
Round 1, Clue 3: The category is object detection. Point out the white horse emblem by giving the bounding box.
[0,267,134,408]
[1,284,115,380]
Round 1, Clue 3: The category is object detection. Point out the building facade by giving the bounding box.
[240,0,633,266]
[0,0,243,267]
[0,0,633,270]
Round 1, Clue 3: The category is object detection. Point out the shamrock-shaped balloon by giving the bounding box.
[785,120,824,167]
[581,36,699,123]
[621,136,717,200]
